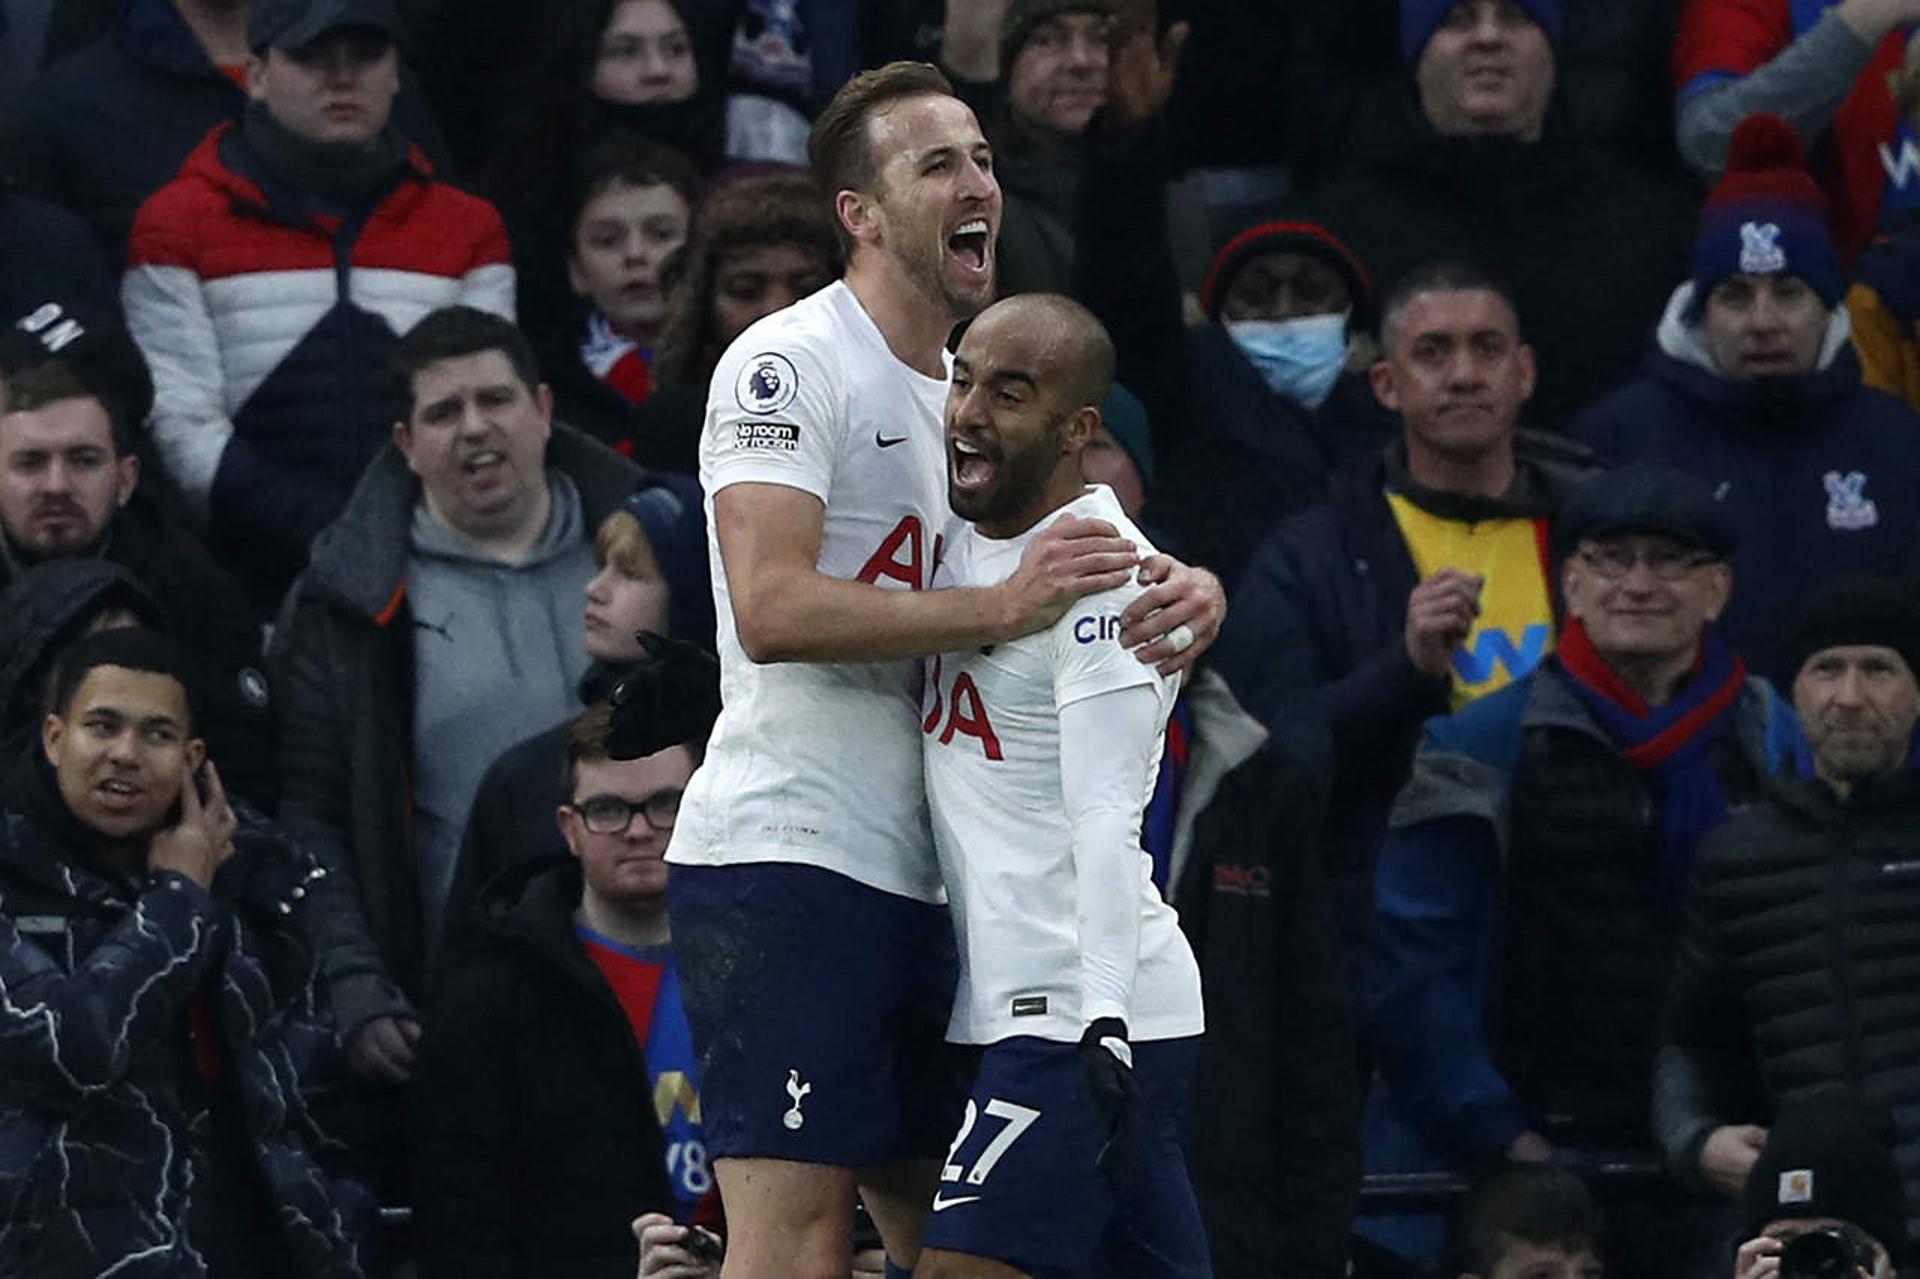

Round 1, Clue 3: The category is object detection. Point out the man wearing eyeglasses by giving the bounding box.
[1363,465,1803,1276]
[411,688,714,1278]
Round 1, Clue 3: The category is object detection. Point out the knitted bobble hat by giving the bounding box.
[1692,114,1844,308]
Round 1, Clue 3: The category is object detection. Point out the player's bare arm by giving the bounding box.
[716,482,1138,663]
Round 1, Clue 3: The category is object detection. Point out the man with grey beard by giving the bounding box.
[1658,576,1920,1241]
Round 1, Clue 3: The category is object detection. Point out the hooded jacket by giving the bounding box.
[3,0,450,256]
[0,747,371,1277]
[412,855,677,1279]
[0,490,279,811]
[1567,284,1920,685]
[1307,105,1696,433]
[272,424,640,1036]
[0,560,162,755]
[123,119,514,600]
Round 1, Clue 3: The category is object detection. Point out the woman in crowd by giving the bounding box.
[629,166,840,472]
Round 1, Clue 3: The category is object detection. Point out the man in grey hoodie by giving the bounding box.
[274,305,641,1086]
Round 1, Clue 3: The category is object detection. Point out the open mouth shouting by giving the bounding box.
[947,218,992,277]
[949,434,997,497]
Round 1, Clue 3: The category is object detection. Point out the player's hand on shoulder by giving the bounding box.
[1078,1017,1138,1169]
[998,515,1137,639]
[1120,557,1225,676]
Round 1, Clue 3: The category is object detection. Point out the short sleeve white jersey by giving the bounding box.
[666,281,951,902]
[923,486,1204,1044]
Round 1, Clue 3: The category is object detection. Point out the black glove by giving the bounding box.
[1078,1017,1137,1169]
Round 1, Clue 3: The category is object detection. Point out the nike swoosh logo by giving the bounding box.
[876,431,909,448]
[930,1192,981,1212]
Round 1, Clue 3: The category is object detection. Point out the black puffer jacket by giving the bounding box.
[1657,770,1920,1233]
[0,749,371,1276]
[412,855,676,1279]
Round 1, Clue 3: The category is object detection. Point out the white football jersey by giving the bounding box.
[924,486,1204,1045]
[667,281,950,903]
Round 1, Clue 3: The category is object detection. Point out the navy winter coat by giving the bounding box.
[1569,286,1920,685]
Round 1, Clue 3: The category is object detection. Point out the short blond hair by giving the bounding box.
[594,510,661,580]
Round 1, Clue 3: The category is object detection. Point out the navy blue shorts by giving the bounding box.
[667,861,964,1168]
[921,1035,1211,1279]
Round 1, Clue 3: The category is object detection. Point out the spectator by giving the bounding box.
[628,166,838,474]
[1658,578,1920,1231]
[121,0,513,608]
[1367,466,1799,1276]
[488,0,726,388]
[0,626,370,1276]
[1172,653,1362,1279]
[0,304,279,810]
[1292,0,1682,187]
[1069,15,1392,585]
[1731,1092,1908,1279]
[413,649,720,1277]
[941,0,1196,297]
[441,475,711,957]
[1452,1164,1607,1279]
[1309,0,1695,432]
[273,307,639,1086]
[1214,262,1596,986]
[3,0,448,258]
[0,188,116,322]
[1673,0,1920,263]
[533,134,697,459]
[1568,114,1920,687]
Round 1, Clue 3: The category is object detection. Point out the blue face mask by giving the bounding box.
[1226,313,1350,409]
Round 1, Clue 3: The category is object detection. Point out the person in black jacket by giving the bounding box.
[1213,261,1598,990]
[1171,691,1359,1279]
[1068,18,1394,589]
[1305,0,1695,434]
[0,626,370,1277]
[1568,114,1920,687]
[412,684,711,1278]
[0,305,279,810]
[1657,577,1920,1241]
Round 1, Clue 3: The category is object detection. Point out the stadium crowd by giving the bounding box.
[6,0,1920,1276]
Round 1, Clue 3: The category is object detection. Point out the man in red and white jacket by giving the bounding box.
[123,0,513,607]
[1674,0,1920,262]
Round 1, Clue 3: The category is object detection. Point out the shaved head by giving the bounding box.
[969,293,1115,411]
